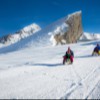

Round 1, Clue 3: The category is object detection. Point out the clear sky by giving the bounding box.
[0,0,100,37]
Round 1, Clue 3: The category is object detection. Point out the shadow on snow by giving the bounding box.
[32,63,63,67]
[75,55,95,58]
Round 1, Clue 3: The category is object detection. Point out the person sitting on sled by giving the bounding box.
[92,43,100,56]
[63,47,74,65]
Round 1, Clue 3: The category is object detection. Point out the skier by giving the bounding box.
[63,47,74,65]
[92,43,100,56]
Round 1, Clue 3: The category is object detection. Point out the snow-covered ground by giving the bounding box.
[0,39,100,99]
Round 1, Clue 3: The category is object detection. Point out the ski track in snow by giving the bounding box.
[0,41,100,99]
[61,64,100,99]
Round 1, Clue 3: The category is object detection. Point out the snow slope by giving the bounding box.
[0,40,100,99]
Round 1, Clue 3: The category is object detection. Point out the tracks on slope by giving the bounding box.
[61,64,100,99]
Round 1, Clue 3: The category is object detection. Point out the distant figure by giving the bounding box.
[63,47,74,65]
[92,43,100,56]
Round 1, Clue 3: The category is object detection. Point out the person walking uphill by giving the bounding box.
[63,47,74,65]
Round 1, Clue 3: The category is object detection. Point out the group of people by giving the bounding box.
[63,43,100,65]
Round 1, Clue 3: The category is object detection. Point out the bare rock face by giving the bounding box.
[54,11,83,45]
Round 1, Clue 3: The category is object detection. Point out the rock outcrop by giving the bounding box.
[53,11,83,45]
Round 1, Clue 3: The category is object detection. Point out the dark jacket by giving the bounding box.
[65,50,74,57]
[94,46,100,52]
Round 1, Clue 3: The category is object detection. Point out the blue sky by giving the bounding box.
[0,0,100,37]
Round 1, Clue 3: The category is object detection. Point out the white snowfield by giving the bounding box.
[0,39,100,99]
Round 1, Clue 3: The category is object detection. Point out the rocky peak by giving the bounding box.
[53,11,83,45]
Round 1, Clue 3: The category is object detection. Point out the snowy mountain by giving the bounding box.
[0,23,41,47]
[50,11,83,45]
[0,16,67,53]
[0,11,82,53]
[80,32,100,41]
[0,11,100,54]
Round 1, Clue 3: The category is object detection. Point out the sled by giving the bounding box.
[65,59,73,65]
[92,52,100,56]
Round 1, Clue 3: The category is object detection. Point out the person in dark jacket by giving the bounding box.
[92,43,100,56]
[63,47,74,64]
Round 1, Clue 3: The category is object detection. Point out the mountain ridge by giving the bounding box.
[0,23,41,47]
[0,11,100,54]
